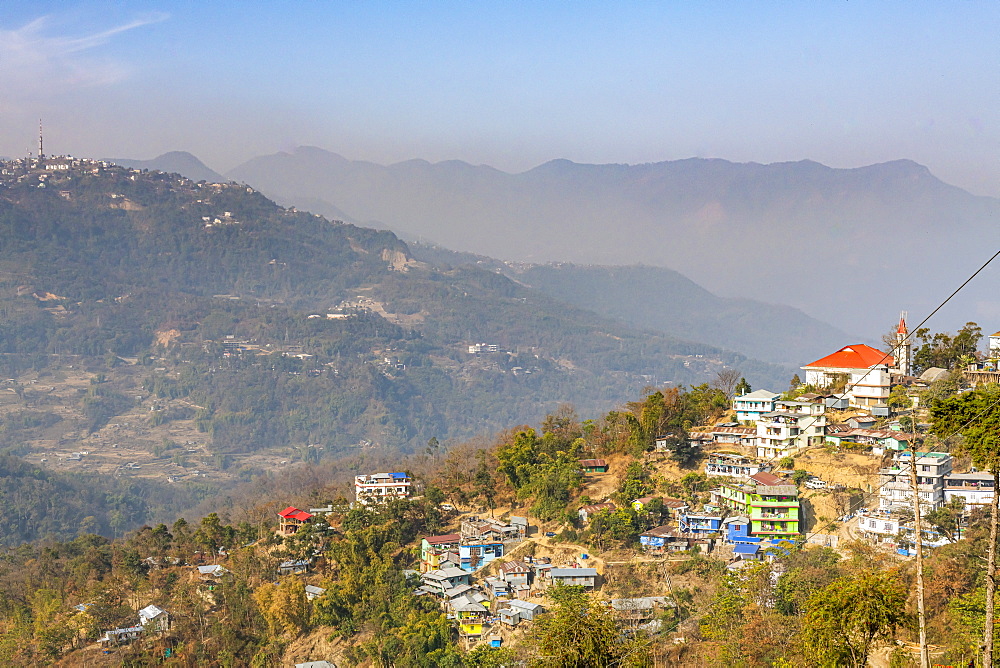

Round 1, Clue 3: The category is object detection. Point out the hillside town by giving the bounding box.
[17,310,1000,665]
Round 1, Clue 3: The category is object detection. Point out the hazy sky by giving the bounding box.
[4,2,1000,195]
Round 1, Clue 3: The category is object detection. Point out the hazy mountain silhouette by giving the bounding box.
[227,148,1000,335]
[109,151,227,183]
[408,243,854,367]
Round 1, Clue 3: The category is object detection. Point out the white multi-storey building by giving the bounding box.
[733,390,780,423]
[801,343,893,409]
[878,451,952,511]
[944,472,995,512]
[755,400,826,459]
[355,472,412,505]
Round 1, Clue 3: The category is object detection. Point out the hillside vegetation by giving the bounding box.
[0,160,790,544]
[0,383,993,667]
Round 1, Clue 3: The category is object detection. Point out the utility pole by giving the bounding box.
[909,444,929,668]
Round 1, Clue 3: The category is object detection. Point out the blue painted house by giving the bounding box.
[723,517,759,544]
[678,512,723,535]
[639,525,690,553]
[458,542,504,572]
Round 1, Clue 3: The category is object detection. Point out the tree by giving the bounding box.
[529,585,648,667]
[925,496,966,543]
[788,374,802,392]
[800,570,907,667]
[473,453,497,515]
[735,377,752,397]
[791,469,810,486]
[712,368,742,400]
[253,577,311,638]
[912,322,982,373]
[618,461,654,502]
[932,384,1000,667]
[774,547,842,616]
[887,384,911,412]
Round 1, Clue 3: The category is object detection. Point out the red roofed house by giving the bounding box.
[801,343,894,410]
[277,507,313,536]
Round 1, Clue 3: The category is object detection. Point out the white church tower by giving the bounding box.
[894,312,911,377]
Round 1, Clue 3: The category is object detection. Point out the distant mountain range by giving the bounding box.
[0,162,794,456]
[220,148,1000,336]
[114,148,1000,340]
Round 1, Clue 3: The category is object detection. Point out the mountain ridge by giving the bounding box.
[407,243,856,367]
[223,147,1000,335]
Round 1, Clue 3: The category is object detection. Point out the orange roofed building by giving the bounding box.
[277,507,313,535]
[801,343,894,410]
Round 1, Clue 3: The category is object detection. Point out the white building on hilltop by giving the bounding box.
[801,344,893,410]
[355,472,412,505]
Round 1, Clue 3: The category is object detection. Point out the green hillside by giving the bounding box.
[0,159,794,543]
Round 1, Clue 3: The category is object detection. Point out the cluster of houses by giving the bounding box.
[857,449,995,554]
[415,543,613,646]
[689,317,924,460]
[420,516,528,573]
[415,556,549,645]
[634,469,802,563]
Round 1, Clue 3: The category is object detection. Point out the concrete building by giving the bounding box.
[755,400,826,459]
[733,389,780,422]
[704,452,764,479]
[878,451,953,511]
[801,344,893,409]
[944,472,995,512]
[712,472,801,538]
[355,472,411,505]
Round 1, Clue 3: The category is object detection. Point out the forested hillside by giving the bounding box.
[0,159,790,544]
[0,381,995,667]
[408,244,854,366]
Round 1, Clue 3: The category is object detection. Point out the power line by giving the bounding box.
[801,390,1000,543]
[733,245,1000,540]
[755,245,1000,472]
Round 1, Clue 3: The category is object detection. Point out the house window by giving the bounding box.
[884,523,893,531]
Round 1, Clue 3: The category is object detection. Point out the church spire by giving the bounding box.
[895,311,911,376]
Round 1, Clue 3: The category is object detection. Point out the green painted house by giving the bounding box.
[579,459,608,473]
[711,471,800,538]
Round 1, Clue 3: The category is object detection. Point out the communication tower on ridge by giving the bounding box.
[38,119,44,160]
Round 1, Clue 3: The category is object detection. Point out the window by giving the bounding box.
[884,522,893,531]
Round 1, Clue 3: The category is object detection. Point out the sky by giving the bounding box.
[3,1,1000,195]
